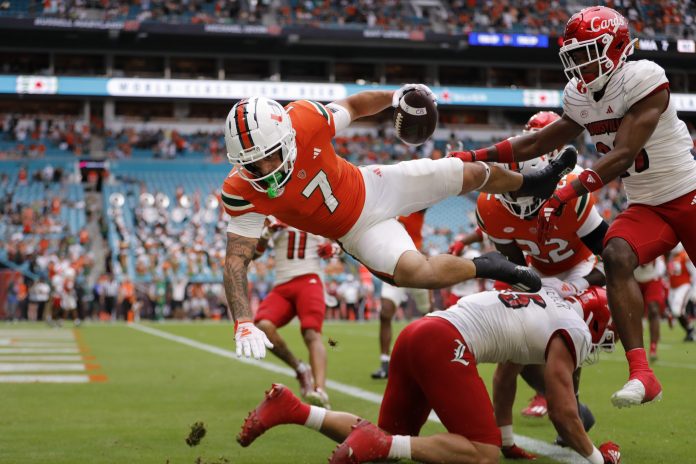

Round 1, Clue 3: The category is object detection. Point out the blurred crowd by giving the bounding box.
[9,0,695,39]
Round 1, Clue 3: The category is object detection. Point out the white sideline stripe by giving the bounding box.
[0,375,91,383]
[0,355,85,362]
[0,348,80,354]
[0,330,73,338]
[7,342,78,348]
[130,324,586,464]
[0,363,87,373]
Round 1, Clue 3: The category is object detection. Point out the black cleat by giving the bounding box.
[371,361,389,379]
[472,252,542,293]
[684,328,695,342]
[555,402,595,447]
[517,145,578,199]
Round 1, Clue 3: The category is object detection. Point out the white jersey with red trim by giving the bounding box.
[271,227,324,286]
[428,288,591,368]
[563,60,696,206]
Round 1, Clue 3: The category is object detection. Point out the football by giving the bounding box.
[393,89,438,146]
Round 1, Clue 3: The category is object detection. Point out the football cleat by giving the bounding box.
[296,362,315,398]
[517,145,577,200]
[472,252,542,293]
[370,360,389,380]
[599,441,621,464]
[521,394,547,418]
[684,328,695,342]
[237,383,308,447]
[305,387,331,409]
[502,444,537,460]
[328,420,392,464]
[610,374,663,408]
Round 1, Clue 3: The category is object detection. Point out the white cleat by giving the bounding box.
[305,388,331,409]
[611,379,663,408]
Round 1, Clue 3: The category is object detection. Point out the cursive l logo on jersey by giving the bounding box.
[451,339,470,366]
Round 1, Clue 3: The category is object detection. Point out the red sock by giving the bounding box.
[292,402,312,425]
[649,342,657,352]
[626,348,651,376]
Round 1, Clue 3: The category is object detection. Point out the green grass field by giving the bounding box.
[1,320,694,463]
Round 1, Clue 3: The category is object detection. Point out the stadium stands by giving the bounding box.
[1,0,693,39]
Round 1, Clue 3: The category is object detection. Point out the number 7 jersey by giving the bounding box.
[221,100,366,240]
[562,60,696,206]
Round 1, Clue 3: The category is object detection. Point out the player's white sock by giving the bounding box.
[380,354,390,363]
[388,435,411,460]
[500,425,514,447]
[304,405,326,431]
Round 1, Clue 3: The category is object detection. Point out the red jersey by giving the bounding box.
[221,100,365,240]
[668,251,693,288]
[476,175,599,275]
[398,210,426,251]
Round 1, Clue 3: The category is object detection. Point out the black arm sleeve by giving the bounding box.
[580,220,609,255]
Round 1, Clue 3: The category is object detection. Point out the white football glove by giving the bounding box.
[541,277,582,298]
[391,83,437,108]
[235,321,273,359]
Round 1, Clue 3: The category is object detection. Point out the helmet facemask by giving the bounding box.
[225,97,298,196]
[559,33,636,94]
[232,129,297,195]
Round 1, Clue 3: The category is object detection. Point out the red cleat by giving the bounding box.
[611,371,663,408]
[521,394,547,418]
[237,384,309,447]
[328,420,392,464]
[502,444,537,460]
[599,441,621,463]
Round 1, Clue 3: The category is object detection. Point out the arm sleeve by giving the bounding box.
[227,212,267,239]
[326,102,351,133]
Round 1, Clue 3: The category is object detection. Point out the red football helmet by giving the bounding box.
[524,111,561,132]
[567,286,615,363]
[559,6,636,93]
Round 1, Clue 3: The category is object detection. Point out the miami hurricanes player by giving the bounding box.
[222,85,578,360]
[371,209,432,379]
[252,218,339,408]
[237,287,621,464]
[633,257,668,360]
[667,244,696,342]
[473,111,609,458]
[449,5,696,407]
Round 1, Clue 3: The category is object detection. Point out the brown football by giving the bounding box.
[393,88,438,146]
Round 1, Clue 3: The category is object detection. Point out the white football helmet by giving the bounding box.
[497,156,549,219]
[225,97,297,194]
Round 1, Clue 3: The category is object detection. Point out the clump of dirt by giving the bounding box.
[186,422,207,447]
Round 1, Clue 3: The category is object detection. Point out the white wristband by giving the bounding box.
[586,445,604,464]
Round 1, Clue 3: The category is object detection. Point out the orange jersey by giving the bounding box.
[476,181,598,276]
[668,251,693,288]
[398,210,426,250]
[221,100,365,240]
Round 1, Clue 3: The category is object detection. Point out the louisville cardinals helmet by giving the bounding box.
[567,286,615,363]
[225,97,297,194]
[559,6,636,93]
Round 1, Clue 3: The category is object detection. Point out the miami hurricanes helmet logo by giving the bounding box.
[271,114,283,122]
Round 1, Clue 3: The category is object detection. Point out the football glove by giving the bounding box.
[235,320,273,359]
[317,242,341,259]
[541,277,579,298]
[599,441,621,464]
[537,193,566,243]
[391,83,437,108]
[448,239,466,256]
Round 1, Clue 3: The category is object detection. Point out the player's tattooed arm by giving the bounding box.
[223,232,259,321]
